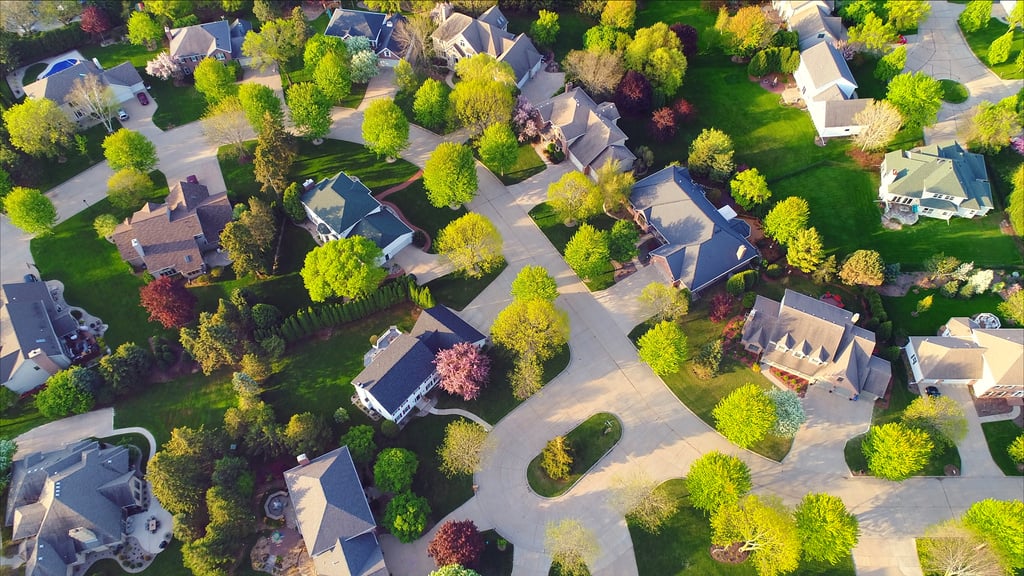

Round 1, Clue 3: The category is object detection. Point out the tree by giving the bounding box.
[455,53,515,85]
[608,220,639,263]
[531,10,559,46]
[886,72,943,129]
[301,237,386,301]
[491,299,570,362]
[374,448,419,494]
[794,493,859,565]
[282,182,306,223]
[107,168,153,210]
[201,96,252,159]
[564,50,624,100]
[304,34,348,73]
[510,265,558,303]
[242,10,307,79]
[1010,0,1024,27]
[610,470,679,534]
[287,83,332,140]
[547,171,601,225]
[4,187,56,235]
[594,159,634,212]
[882,0,930,32]
[852,99,903,151]
[623,23,687,100]
[349,49,381,84]
[35,366,97,418]
[510,356,544,400]
[254,112,296,196]
[439,419,491,477]
[545,519,600,576]
[451,79,514,136]
[874,45,907,83]
[902,396,968,447]
[221,197,277,277]
[768,388,806,437]
[639,282,690,322]
[284,412,331,456]
[140,276,197,328]
[436,213,504,278]
[93,213,119,238]
[340,425,377,464]
[314,51,352,105]
[193,59,236,104]
[763,197,810,246]
[428,519,485,569]
[963,499,1024,570]
[431,567,482,576]
[649,107,677,142]
[541,436,573,480]
[393,12,435,72]
[959,0,993,32]
[614,70,653,115]
[104,131,157,178]
[988,29,1014,65]
[686,451,752,515]
[414,79,451,131]
[365,0,401,12]
[238,83,284,133]
[839,249,885,286]
[564,224,609,281]
[730,168,771,211]
[1009,164,1024,236]
[80,5,113,39]
[148,426,221,518]
[3,98,74,159]
[688,128,735,182]
[711,495,802,576]
[434,342,491,401]
[67,73,118,134]
[601,0,636,29]
[637,320,688,376]
[127,11,164,49]
[849,12,897,53]
[963,97,1021,153]
[919,522,1008,576]
[714,6,775,57]
[477,123,518,177]
[384,491,430,543]
[0,437,16,492]
[713,384,777,448]
[362,98,409,159]
[424,142,477,207]
[786,227,825,273]
[862,422,932,480]
[998,289,1024,326]
[145,51,183,81]
[253,0,276,23]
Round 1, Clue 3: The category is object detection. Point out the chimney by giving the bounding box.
[296,453,310,466]
[130,238,145,259]
[736,245,747,260]
[881,169,898,188]
[851,313,860,324]
[302,178,315,191]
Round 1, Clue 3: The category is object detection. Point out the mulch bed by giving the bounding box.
[847,147,883,169]
[710,542,750,564]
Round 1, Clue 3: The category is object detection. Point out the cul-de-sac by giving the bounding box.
[0,0,1022,575]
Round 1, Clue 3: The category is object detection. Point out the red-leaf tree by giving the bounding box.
[434,342,491,401]
[80,6,112,39]
[709,293,735,323]
[427,519,486,568]
[670,23,699,57]
[139,276,197,329]
[672,98,695,123]
[649,107,677,142]
[614,71,653,116]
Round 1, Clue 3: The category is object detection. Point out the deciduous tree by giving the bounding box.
[93,213,119,238]
[68,73,118,133]
[963,499,1024,570]
[455,53,516,86]
[853,99,903,151]
[103,129,157,173]
[839,249,885,286]
[763,196,810,245]
[541,436,573,480]
[511,265,559,302]
[564,223,609,281]
[713,384,777,448]
[531,10,559,47]
[714,5,775,57]
[145,51,183,81]
[711,495,802,576]
[624,23,687,99]
[564,50,624,100]
[194,58,237,104]
[362,98,410,159]
[414,78,451,131]
[637,320,688,376]
[686,451,752,515]
[671,23,700,57]
[601,0,636,29]
[127,11,164,49]
[491,299,570,362]
[768,388,806,437]
[688,128,735,182]
[886,71,943,129]
[918,522,1007,576]
[987,29,1014,64]
[849,12,897,53]
[998,289,1024,326]
[430,566,481,576]
[238,83,284,133]
[648,107,677,142]
[786,227,825,273]
[885,0,930,32]
[545,519,601,576]
[107,168,153,210]
[638,282,690,322]
[140,276,197,328]
[435,342,491,401]
[341,424,377,464]
[609,469,677,533]
[243,8,308,79]
[80,5,113,39]
[97,342,152,396]
[384,491,430,543]
[795,493,859,565]
[547,171,602,225]
[3,98,74,159]
[424,142,477,207]
[301,236,386,301]
[201,96,252,159]
[614,70,653,115]
[350,49,380,84]
[959,0,993,32]
[608,219,639,263]
[730,167,771,210]
[902,396,968,447]
[4,187,56,235]
[148,426,220,517]
[962,97,1022,153]
[221,197,277,277]
[35,366,97,418]
[284,412,332,457]
[438,419,491,477]
[477,123,518,177]
[874,45,907,83]
[428,519,485,569]
[287,83,332,140]
[450,79,514,136]
[436,213,504,278]
[862,422,933,480]
[374,447,419,493]
[314,51,352,104]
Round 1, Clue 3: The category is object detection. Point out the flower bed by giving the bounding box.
[769,366,809,396]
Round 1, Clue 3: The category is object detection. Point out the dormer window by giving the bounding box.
[793,350,805,359]
[775,342,788,352]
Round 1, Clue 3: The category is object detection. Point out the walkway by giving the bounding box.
[427,407,492,431]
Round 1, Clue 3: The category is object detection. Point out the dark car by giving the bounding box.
[136,92,149,105]
[925,386,940,397]
[23,273,38,283]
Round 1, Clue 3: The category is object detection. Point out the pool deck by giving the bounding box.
[5,49,85,98]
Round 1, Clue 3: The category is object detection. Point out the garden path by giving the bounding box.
[426,406,492,431]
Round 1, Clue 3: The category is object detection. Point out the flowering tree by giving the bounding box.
[146,52,184,82]
[512,96,540,142]
[648,107,677,142]
[139,276,197,329]
[434,342,491,401]
[80,6,112,40]
[427,519,485,568]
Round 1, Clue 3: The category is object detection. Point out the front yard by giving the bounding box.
[961,18,1024,80]
[426,259,509,311]
[148,74,208,130]
[481,143,547,186]
[981,419,1024,476]
[529,202,618,291]
[381,179,466,253]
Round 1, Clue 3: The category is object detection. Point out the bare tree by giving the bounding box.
[564,50,626,100]
[4,1,39,34]
[608,469,678,533]
[853,99,903,151]
[67,74,118,133]
[201,96,254,159]
[393,12,436,72]
[545,519,600,576]
[918,523,1008,576]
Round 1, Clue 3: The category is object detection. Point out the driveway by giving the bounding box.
[938,384,1004,477]
[521,70,566,106]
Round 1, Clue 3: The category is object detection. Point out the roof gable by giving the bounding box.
[2,281,76,358]
[325,9,388,43]
[799,41,857,95]
[881,141,993,208]
[302,172,382,237]
[169,20,231,58]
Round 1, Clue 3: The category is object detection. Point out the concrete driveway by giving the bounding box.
[521,70,566,106]
[937,384,1003,477]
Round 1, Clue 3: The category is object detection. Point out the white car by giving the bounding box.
[118,108,129,121]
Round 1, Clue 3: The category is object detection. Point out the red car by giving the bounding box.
[897,35,908,45]
[136,92,149,105]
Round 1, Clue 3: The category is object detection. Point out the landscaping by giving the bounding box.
[482,143,547,186]
[505,11,597,61]
[529,202,618,290]
[981,419,1024,476]
[148,74,209,130]
[938,79,969,103]
[476,530,515,576]
[844,433,962,477]
[382,179,466,252]
[290,138,420,193]
[527,412,622,497]
[960,18,1024,80]
[426,259,508,311]
[881,288,1006,337]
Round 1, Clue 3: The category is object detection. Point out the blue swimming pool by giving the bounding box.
[40,58,80,79]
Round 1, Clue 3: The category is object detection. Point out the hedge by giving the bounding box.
[10,24,87,65]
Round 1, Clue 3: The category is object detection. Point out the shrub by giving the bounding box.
[709,293,735,323]
[671,98,695,122]
[648,107,677,142]
[692,338,724,379]
[766,263,784,278]
[726,274,747,296]
[941,280,961,298]
[742,291,757,308]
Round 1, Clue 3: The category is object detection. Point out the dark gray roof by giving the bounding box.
[169,20,231,59]
[229,19,252,59]
[23,61,103,104]
[325,9,386,42]
[102,62,143,87]
[412,306,487,352]
[497,33,541,83]
[478,5,508,29]
[537,87,634,170]
[2,281,76,359]
[630,166,758,291]
[822,98,869,127]
[302,172,382,238]
[349,210,413,250]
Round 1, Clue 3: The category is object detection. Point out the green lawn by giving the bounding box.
[339,82,368,109]
[31,123,109,192]
[477,530,515,576]
[382,179,466,253]
[981,419,1024,476]
[629,479,855,576]
[529,202,617,291]
[844,433,962,477]
[388,413,474,520]
[218,141,260,201]
[939,79,969,103]
[527,412,622,497]
[961,18,1024,80]
[881,288,1007,336]
[425,259,508,311]
[290,138,420,193]
[505,11,596,62]
[80,42,160,68]
[114,371,238,447]
[22,62,47,85]
[482,143,547,186]
[149,73,209,130]
[85,540,191,576]
[309,11,331,35]
[1,400,52,440]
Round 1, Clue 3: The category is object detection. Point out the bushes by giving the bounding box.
[648,107,677,142]
[766,263,784,278]
[747,46,800,77]
[10,25,87,64]
[726,270,757,295]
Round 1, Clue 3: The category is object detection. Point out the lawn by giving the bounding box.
[481,143,547,186]
[386,413,474,520]
[939,79,969,103]
[80,42,160,68]
[529,202,617,291]
[114,371,238,447]
[31,123,109,192]
[505,11,596,62]
[844,433,962,477]
[218,141,260,201]
[881,288,1006,336]
[527,412,622,497]
[339,82,368,109]
[22,62,47,85]
[628,479,855,576]
[961,18,1024,80]
[382,179,466,252]
[981,419,1024,476]
[425,259,508,311]
[290,138,420,193]
[84,540,191,576]
[477,530,514,576]
[149,73,209,130]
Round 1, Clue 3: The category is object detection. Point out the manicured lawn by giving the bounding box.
[505,11,596,62]
[382,179,466,253]
[961,19,1024,80]
[22,62,46,85]
[629,479,855,576]
[339,82,368,109]
[389,413,474,520]
[844,433,962,477]
[218,141,260,201]
[80,42,160,68]
[482,143,547,186]
[290,138,420,193]
[981,419,1024,476]
[527,412,622,497]
[0,400,52,441]
[85,540,191,576]
[881,288,1007,337]
[425,259,508,311]
[477,530,514,576]
[32,123,109,192]
[849,55,887,100]
[529,202,617,291]
[149,73,209,130]
[939,79,969,103]
[114,371,238,447]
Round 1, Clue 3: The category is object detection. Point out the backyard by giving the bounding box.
[961,18,1024,80]
[882,288,1006,336]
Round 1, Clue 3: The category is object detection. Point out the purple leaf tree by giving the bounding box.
[434,342,491,401]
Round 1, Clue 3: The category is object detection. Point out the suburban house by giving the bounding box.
[5,440,150,576]
[740,289,892,400]
[905,316,1023,402]
[354,306,486,423]
[773,0,843,49]
[628,166,758,294]
[1,280,79,394]
[878,141,994,221]
[23,60,144,126]
[111,179,233,279]
[431,4,543,89]
[535,87,636,178]
[167,19,251,73]
[792,40,869,141]
[324,8,407,64]
[284,447,389,576]
[300,171,414,262]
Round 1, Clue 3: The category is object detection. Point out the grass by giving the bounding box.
[844,433,962,477]
[961,18,1024,80]
[84,540,191,576]
[22,62,47,85]
[382,179,466,253]
[339,82,368,109]
[529,202,617,291]
[114,372,238,447]
[939,79,969,103]
[527,412,622,497]
[981,419,1024,476]
[290,138,420,193]
[505,11,596,62]
[0,400,52,440]
[390,413,474,520]
[628,479,855,576]
[149,73,209,130]
[31,123,109,192]
[425,259,508,311]
[218,141,260,201]
[80,42,160,68]
[482,143,547,186]
[882,288,1007,336]
[477,530,514,576]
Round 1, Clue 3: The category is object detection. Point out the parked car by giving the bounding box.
[23,273,38,283]
[118,108,129,121]
[136,92,149,105]
[925,386,940,397]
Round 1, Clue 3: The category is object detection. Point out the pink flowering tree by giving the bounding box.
[434,342,492,401]
[512,95,540,142]
[145,52,183,82]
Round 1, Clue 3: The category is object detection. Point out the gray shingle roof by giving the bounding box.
[822,98,869,127]
[23,61,102,104]
[302,173,382,237]
[2,281,76,359]
[229,19,252,58]
[537,87,634,171]
[800,41,856,95]
[497,33,541,84]
[478,5,508,29]
[881,141,993,209]
[325,9,386,43]
[169,20,231,59]
[102,62,143,87]
[910,336,986,380]
[791,4,845,48]
[411,305,487,352]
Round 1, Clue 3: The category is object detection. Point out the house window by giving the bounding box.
[793,350,805,359]
[775,342,788,352]
[215,53,225,60]
[909,354,917,363]
[817,33,826,38]
[808,357,823,365]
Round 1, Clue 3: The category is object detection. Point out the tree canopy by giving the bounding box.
[730,168,772,211]
[886,72,943,129]
[287,82,332,140]
[424,142,477,207]
[688,128,735,182]
[103,129,157,173]
[4,187,57,235]
[374,448,419,494]
[477,123,518,177]
[3,97,75,158]
[35,366,97,418]
[712,384,777,448]
[547,171,602,225]
[962,499,1024,570]
[862,422,933,480]
[711,495,802,576]
[140,276,197,329]
[564,223,609,281]
[438,419,491,477]
[685,451,752,515]
[301,236,387,301]
[902,396,967,447]
[193,59,237,104]
[362,98,410,159]
[428,519,486,569]
[434,342,491,401]
[637,320,688,376]
[839,249,885,286]
[491,299,570,362]
[511,265,559,302]
[436,213,504,278]
[763,197,810,245]
[794,493,859,565]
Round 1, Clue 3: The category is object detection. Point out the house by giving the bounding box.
[431,4,542,89]
[628,166,758,294]
[535,87,636,178]
[284,447,388,576]
[792,41,869,140]
[354,306,486,423]
[2,280,79,394]
[23,60,144,125]
[878,141,994,221]
[300,172,413,262]
[167,18,250,73]
[741,289,892,400]
[5,440,149,576]
[324,8,407,64]
[111,179,233,279]
[773,1,843,49]
[773,0,835,22]
[905,316,1023,402]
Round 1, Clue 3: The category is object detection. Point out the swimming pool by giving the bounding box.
[40,58,80,80]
